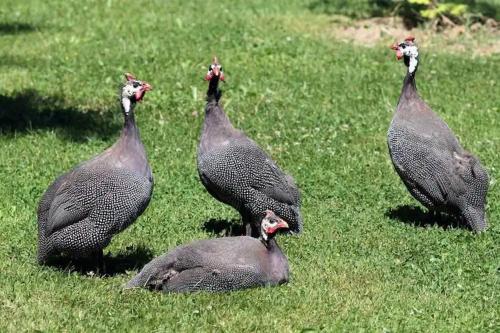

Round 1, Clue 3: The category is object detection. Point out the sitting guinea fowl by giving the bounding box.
[37,73,154,269]
[125,210,289,292]
[388,37,489,232]
[197,57,302,237]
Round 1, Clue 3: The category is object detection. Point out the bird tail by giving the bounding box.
[125,254,175,290]
[289,205,303,234]
[462,205,487,233]
[37,221,54,264]
[37,204,54,264]
[125,270,154,289]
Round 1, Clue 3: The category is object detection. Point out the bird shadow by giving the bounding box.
[0,55,28,68]
[0,90,120,142]
[202,218,245,236]
[386,205,463,230]
[43,245,154,277]
[0,22,37,35]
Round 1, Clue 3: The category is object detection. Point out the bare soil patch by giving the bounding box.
[327,16,499,56]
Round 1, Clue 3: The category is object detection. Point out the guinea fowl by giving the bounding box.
[388,37,489,232]
[125,210,290,292]
[37,73,154,269]
[197,57,302,237]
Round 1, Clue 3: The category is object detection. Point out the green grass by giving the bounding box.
[0,0,499,332]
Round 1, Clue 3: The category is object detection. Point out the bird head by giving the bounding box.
[121,73,152,113]
[204,57,225,82]
[390,36,419,73]
[122,73,152,102]
[260,210,289,241]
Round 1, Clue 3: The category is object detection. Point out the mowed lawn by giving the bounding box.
[0,0,498,331]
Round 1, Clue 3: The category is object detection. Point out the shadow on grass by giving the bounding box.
[0,55,28,68]
[202,218,244,236]
[0,90,120,142]
[0,22,37,35]
[386,205,463,230]
[44,245,154,277]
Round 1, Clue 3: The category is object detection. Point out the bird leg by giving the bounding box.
[242,212,261,237]
[95,250,105,275]
[424,209,437,224]
[250,224,260,238]
[247,216,260,238]
[245,223,253,237]
[242,211,252,236]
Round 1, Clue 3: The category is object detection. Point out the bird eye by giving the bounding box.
[132,81,141,88]
[219,66,223,71]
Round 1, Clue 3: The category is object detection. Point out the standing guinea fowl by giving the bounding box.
[125,210,289,292]
[197,57,302,237]
[37,73,154,269]
[388,37,489,232]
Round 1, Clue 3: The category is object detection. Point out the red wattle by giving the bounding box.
[266,226,277,235]
[135,90,144,101]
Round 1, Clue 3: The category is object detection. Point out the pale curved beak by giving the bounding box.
[212,66,220,77]
[142,82,152,91]
[276,220,289,230]
[264,210,289,231]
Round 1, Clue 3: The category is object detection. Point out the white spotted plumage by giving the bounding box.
[37,75,153,265]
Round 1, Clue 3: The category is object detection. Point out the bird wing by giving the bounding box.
[37,172,71,223]
[389,125,466,206]
[249,158,297,205]
[238,143,303,232]
[45,167,152,235]
[45,172,94,235]
[164,264,262,292]
[238,140,299,206]
[198,140,299,206]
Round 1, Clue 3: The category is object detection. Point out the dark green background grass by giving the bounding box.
[0,0,498,331]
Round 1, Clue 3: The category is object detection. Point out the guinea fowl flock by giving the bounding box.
[36,37,490,293]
